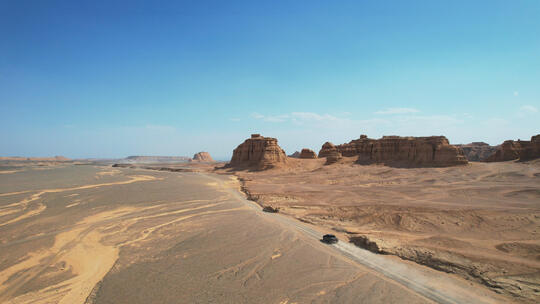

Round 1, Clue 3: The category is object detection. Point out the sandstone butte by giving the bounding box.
[486,134,540,162]
[191,151,214,162]
[318,142,337,158]
[229,134,288,170]
[455,142,498,161]
[299,148,317,159]
[318,134,468,167]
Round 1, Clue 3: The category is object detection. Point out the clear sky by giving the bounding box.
[1,1,539,159]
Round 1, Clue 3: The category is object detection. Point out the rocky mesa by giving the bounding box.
[191,151,214,162]
[229,134,288,170]
[319,135,467,167]
[486,134,540,162]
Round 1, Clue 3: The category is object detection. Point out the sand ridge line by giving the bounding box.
[1,198,223,247]
[98,200,231,240]
[119,206,248,247]
[95,169,121,177]
[0,192,48,221]
[0,175,160,227]
[65,202,81,208]
[0,190,32,197]
[0,170,21,174]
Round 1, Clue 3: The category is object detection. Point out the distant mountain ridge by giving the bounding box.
[0,156,71,161]
[121,155,191,163]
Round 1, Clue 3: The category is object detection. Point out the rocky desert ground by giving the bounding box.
[1,161,494,304]
[223,155,540,303]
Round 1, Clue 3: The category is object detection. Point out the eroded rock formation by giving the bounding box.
[455,142,498,161]
[289,151,301,158]
[192,152,214,162]
[299,149,317,159]
[325,151,342,165]
[319,135,468,167]
[486,135,540,162]
[230,134,287,169]
[318,142,338,158]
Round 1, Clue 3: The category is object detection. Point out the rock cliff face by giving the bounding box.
[486,135,540,162]
[522,135,540,160]
[230,134,288,169]
[319,135,467,167]
[299,149,317,159]
[192,152,214,162]
[455,142,498,161]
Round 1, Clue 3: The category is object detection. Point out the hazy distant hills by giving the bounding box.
[121,155,191,163]
[0,156,71,161]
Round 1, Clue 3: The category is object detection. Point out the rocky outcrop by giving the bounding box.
[486,135,540,162]
[299,149,317,159]
[229,134,288,169]
[289,151,301,158]
[521,135,540,160]
[191,152,214,162]
[320,135,467,167]
[349,235,384,253]
[325,151,342,165]
[455,142,498,161]
[318,142,338,158]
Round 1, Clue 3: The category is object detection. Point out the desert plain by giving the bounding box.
[227,157,540,303]
[0,154,538,304]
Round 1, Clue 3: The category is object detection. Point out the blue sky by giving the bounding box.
[1,1,539,159]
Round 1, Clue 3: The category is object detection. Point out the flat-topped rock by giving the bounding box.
[320,135,467,167]
[192,152,214,162]
[230,134,287,170]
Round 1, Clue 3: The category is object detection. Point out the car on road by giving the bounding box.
[321,234,338,244]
